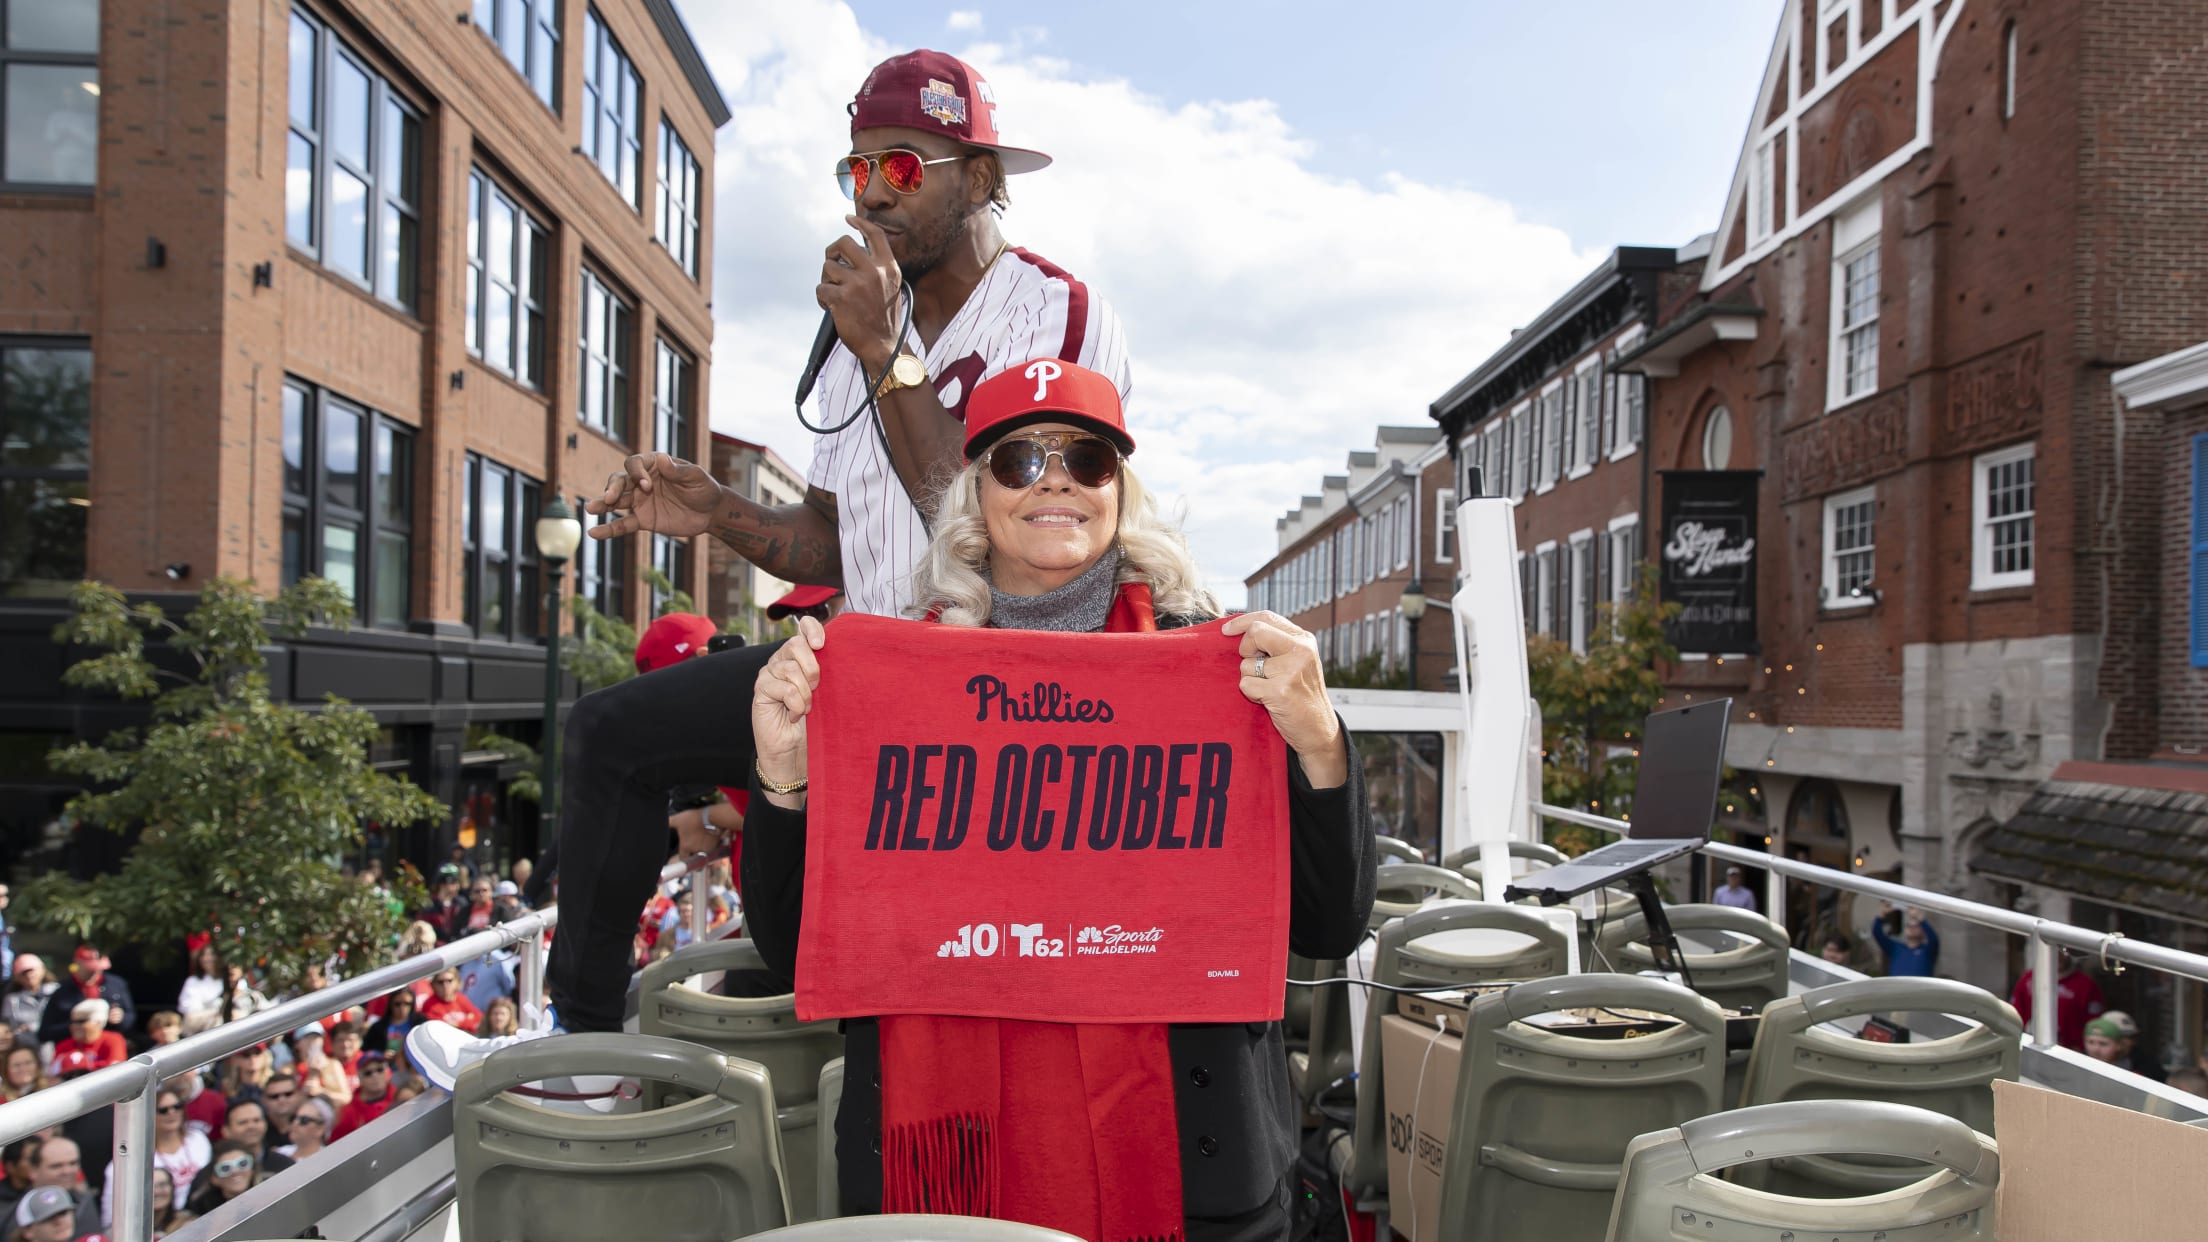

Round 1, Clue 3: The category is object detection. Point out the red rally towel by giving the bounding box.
[797,594,1291,1239]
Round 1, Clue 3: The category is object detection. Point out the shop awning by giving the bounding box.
[1970,761,2208,926]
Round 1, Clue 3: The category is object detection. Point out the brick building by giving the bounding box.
[1429,245,1681,655]
[704,431,808,640]
[1614,0,2208,1008]
[0,0,728,870]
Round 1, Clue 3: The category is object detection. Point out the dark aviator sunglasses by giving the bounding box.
[983,433,1121,491]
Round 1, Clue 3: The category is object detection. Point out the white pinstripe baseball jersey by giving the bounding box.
[807,247,1133,618]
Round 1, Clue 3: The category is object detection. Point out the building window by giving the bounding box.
[287,9,420,310]
[581,8,642,207]
[651,532,690,613]
[0,340,90,595]
[1607,518,1640,606]
[1749,138,1776,244]
[2003,21,2019,120]
[2,0,97,188]
[1540,385,1564,487]
[1821,486,1877,608]
[1568,533,1594,654]
[2190,433,2207,666]
[1434,488,1456,563]
[656,117,701,279]
[654,337,695,458]
[1610,332,1646,458]
[1829,196,1881,407]
[578,267,634,442]
[574,514,630,622]
[466,170,549,386]
[1972,443,2036,590]
[461,454,542,641]
[1576,361,1602,472]
[282,380,414,626]
[1822,0,1854,74]
[1534,544,1558,635]
[1395,495,1411,568]
[1702,406,1734,470]
[471,0,559,111]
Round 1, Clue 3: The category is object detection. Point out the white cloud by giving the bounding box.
[945,10,983,32]
[685,1,1602,605]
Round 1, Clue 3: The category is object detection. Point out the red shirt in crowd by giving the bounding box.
[331,1090,394,1141]
[420,993,483,1032]
[2010,967,2107,1050]
[182,1082,229,1138]
[49,1030,128,1077]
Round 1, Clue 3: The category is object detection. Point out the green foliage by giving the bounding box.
[1527,564,1681,857]
[561,566,698,690]
[1324,649,1410,691]
[473,729,542,806]
[20,578,440,989]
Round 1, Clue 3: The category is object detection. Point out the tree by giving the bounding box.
[20,578,439,990]
[1526,564,1680,857]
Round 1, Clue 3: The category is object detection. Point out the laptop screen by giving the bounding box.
[1626,699,1732,840]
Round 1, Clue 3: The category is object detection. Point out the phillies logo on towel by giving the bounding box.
[795,614,1291,1025]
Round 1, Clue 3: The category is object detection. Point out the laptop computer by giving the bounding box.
[1505,698,1733,904]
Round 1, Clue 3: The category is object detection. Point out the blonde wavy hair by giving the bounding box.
[909,454,1218,627]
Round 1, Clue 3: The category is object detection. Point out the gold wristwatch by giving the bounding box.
[873,351,927,400]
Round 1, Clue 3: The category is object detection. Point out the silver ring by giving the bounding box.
[1253,656,1268,679]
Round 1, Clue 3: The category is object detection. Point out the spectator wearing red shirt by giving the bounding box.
[327,1023,364,1092]
[329,1053,396,1141]
[165,1069,228,1141]
[2011,950,2107,1050]
[48,1000,127,1078]
[417,971,481,1033]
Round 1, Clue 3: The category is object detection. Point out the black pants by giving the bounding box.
[545,644,775,1033]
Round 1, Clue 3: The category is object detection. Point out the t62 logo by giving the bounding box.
[935,922,1067,958]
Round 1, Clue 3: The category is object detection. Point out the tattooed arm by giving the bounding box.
[586,454,843,587]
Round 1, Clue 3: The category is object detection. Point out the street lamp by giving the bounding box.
[1399,578,1428,691]
[534,495,584,852]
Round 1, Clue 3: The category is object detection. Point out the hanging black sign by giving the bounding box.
[1658,470,1761,654]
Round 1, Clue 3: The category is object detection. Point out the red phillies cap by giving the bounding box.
[767,584,841,620]
[963,360,1134,460]
[850,50,1050,175]
[634,613,718,674]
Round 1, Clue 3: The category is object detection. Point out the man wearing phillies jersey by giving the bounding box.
[512,51,1133,1053]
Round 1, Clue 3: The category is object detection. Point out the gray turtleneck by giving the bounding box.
[986,547,1123,633]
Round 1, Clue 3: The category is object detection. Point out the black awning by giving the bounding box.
[1971,779,2208,925]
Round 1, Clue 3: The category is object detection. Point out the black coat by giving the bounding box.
[37,974,136,1045]
[742,621,1375,1233]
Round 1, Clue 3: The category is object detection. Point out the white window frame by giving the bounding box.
[1509,403,1532,496]
[1828,195,1882,410]
[1533,541,1558,636]
[1609,328,1645,460]
[1702,405,1734,471]
[1606,512,1640,606]
[1820,484,1878,609]
[1536,381,1564,491]
[1572,359,1602,475]
[1567,529,1595,654]
[1972,442,2037,590]
[1394,495,1412,568]
[1434,488,1457,563]
[1750,137,1777,244]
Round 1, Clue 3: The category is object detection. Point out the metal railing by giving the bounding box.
[0,857,692,1242]
[1535,801,2208,1047]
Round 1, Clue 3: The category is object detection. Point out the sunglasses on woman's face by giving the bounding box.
[212,1155,254,1177]
[984,433,1121,491]
[834,147,965,200]
[291,1114,324,1128]
[155,1103,183,1115]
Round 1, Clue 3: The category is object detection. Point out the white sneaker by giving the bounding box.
[405,1015,631,1115]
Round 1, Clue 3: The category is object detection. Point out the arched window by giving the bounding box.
[1702,405,1734,470]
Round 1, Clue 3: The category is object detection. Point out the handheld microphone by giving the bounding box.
[794,310,840,411]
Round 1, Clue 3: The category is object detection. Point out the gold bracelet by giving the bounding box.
[755,759,808,796]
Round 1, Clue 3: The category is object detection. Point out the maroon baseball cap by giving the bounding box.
[850,50,1051,175]
[963,360,1134,460]
[634,613,718,675]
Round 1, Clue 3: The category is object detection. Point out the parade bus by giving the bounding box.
[4,499,2203,1241]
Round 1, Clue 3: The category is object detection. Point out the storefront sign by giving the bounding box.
[1659,470,1761,654]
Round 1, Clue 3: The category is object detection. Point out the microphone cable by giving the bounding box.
[794,283,917,438]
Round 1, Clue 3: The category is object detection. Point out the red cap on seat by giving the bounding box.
[767,584,842,620]
[962,360,1134,460]
[849,50,1051,174]
[634,613,717,674]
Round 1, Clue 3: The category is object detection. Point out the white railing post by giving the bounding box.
[691,876,711,946]
[110,1067,158,1242]
[517,926,546,1013]
[1765,864,1787,933]
[2029,931,2059,1047]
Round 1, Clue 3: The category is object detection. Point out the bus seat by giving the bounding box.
[815,1058,843,1220]
[639,937,843,1222]
[1288,956,1353,1121]
[1591,903,1792,1014]
[742,1215,1084,1240]
[1443,839,1567,882]
[1283,951,1319,1048]
[1376,835,1425,865]
[1370,863,1480,929]
[1605,1100,1998,1241]
[1436,974,1727,1242]
[452,1033,790,1241]
[1733,976,2021,1198]
[1347,904,1574,1197]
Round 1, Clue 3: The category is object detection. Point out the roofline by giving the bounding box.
[1427,245,1679,420]
[1612,302,1765,376]
[645,0,733,128]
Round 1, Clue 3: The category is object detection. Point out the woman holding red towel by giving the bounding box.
[744,361,1376,1240]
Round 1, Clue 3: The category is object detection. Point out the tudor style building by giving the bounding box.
[1616,0,2208,1015]
[0,0,729,871]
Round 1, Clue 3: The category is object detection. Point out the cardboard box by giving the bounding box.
[1379,1012,1462,1242]
[1394,989,1470,1036]
[1993,1079,2208,1239]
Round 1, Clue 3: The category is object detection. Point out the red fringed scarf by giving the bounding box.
[885,584,1179,1240]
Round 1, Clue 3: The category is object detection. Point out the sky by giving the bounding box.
[677,1,1781,605]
